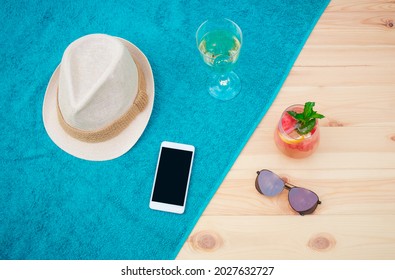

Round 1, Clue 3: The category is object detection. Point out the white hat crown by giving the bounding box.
[58,34,139,131]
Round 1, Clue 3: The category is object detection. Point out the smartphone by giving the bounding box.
[149,141,195,214]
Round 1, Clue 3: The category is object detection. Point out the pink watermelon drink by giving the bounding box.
[274,102,324,158]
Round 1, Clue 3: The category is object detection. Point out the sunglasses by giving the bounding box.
[255,169,321,215]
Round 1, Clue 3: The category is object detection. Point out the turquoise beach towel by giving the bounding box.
[0,0,330,259]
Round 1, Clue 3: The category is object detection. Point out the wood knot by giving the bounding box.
[189,231,222,252]
[308,233,336,252]
[328,120,344,127]
[384,19,394,28]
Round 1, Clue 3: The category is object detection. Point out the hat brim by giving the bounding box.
[42,37,155,161]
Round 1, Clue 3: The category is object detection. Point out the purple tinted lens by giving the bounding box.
[257,170,284,197]
[288,187,319,213]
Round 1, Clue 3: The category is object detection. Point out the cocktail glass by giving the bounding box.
[274,104,321,158]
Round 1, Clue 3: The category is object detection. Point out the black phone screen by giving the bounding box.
[152,147,193,206]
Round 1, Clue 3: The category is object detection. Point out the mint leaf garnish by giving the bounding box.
[287,111,304,121]
[310,112,325,119]
[303,102,314,119]
[287,102,325,135]
[298,119,316,135]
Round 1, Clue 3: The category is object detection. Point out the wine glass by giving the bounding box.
[196,18,242,100]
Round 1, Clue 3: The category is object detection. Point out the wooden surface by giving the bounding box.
[177,0,395,260]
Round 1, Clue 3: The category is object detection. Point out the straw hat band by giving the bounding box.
[56,60,148,143]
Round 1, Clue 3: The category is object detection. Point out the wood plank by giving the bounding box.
[203,169,395,216]
[294,46,395,66]
[232,152,395,170]
[245,127,395,154]
[283,66,395,86]
[327,0,395,12]
[307,29,395,45]
[177,215,395,259]
[316,12,395,31]
[259,86,395,127]
[307,11,395,45]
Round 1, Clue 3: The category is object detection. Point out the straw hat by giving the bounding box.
[43,34,154,161]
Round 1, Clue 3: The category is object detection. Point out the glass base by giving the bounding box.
[207,71,241,101]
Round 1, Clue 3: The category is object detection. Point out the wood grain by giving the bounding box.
[294,46,395,66]
[307,3,395,46]
[326,0,395,12]
[178,216,395,259]
[177,0,395,259]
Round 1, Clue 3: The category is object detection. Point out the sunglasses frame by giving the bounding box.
[255,169,321,215]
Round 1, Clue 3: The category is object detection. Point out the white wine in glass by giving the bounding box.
[196,18,242,100]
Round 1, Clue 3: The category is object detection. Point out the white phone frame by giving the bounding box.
[149,141,195,214]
